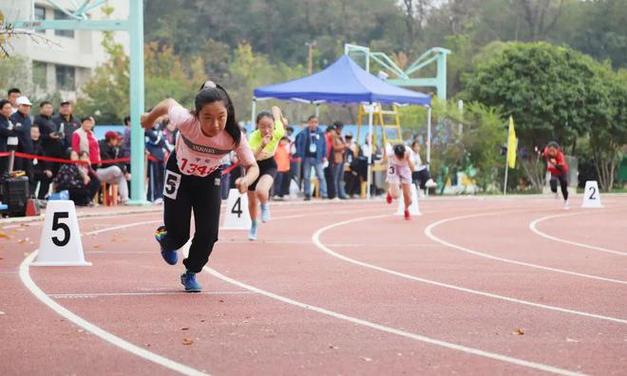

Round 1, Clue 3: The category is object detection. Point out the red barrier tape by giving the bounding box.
[0,151,159,164]
[0,151,240,176]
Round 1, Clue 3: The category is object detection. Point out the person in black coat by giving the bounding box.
[30,126,53,199]
[145,118,167,202]
[0,99,18,176]
[34,101,65,175]
[9,96,34,180]
[52,101,81,149]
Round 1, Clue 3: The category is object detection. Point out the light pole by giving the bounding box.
[306,41,316,75]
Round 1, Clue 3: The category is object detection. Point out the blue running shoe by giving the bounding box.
[154,226,178,265]
[260,203,271,223]
[248,220,258,241]
[180,271,202,292]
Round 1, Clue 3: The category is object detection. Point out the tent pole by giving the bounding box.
[427,106,432,164]
[367,103,374,200]
[251,98,256,127]
[315,103,320,118]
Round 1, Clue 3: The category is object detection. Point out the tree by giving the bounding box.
[588,67,627,191]
[463,42,614,189]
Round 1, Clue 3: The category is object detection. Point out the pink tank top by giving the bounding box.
[168,104,255,177]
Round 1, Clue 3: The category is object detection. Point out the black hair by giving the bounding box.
[40,101,52,108]
[124,115,131,125]
[332,121,344,129]
[307,115,318,122]
[393,144,406,159]
[547,141,560,149]
[411,140,420,148]
[80,116,93,123]
[286,126,294,133]
[255,110,274,125]
[195,81,241,145]
[0,99,10,110]
[8,88,21,96]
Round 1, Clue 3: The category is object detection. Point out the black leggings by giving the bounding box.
[412,169,432,190]
[163,152,222,273]
[549,174,569,201]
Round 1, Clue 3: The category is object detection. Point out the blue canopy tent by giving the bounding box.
[253,55,433,198]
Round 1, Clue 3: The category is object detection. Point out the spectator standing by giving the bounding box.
[10,96,34,179]
[52,101,81,149]
[7,88,21,114]
[145,118,166,203]
[331,121,348,199]
[323,125,336,198]
[343,133,360,198]
[34,101,64,175]
[0,99,18,175]
[71,116,100,165]
[295,115,327,200]
[273,136,291,199]
[30,125,53,199]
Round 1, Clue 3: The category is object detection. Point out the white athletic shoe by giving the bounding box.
[563,200,570,210]
[425,179,437,188]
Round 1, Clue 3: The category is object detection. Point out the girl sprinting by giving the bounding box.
[141,81,259,292]
[543,141,570,208]
[247,106,286,240]
[385,143,416,220]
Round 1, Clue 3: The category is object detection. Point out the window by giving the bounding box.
[56,65,75,91]
[33,61,48,90]
[34,6,46,34]
[54,9,75,38]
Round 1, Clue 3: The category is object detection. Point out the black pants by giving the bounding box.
[147,159,165,202]
[273,171,290,197]
[550,174,569,200]
[163,152,222,273]
[68,177,100,206]
[412,169,431,189]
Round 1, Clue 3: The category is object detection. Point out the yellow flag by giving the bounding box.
[507,116,517,169]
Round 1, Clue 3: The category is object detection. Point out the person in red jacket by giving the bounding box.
[543,141,569,208]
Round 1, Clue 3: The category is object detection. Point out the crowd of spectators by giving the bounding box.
[1,87,432,209]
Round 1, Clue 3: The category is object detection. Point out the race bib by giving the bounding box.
[163,170,182,199]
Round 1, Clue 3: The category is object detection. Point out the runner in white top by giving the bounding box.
[141,81,259,292]
[384,143,415,220]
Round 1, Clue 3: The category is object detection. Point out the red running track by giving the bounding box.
[1,195,626,375]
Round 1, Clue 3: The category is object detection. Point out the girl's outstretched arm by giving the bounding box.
[140,99,179,129]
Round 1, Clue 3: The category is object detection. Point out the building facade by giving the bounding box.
[0,0,130,101]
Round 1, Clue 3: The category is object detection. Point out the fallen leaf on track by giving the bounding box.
[513,328,525,336]
[566,338,579,343]
[181,327,189,331]
[0,231,9,239]
[182,338,194,345]
[360,356,373,362]
[329,345,339,350]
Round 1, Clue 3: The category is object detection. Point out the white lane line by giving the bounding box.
[425,211,627,285]
[19,252,209,376]
[21,220,210,376]
[311,215,627,324]
[49,291,253,299]
[204,267,582,376]
[529,213,627,256]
